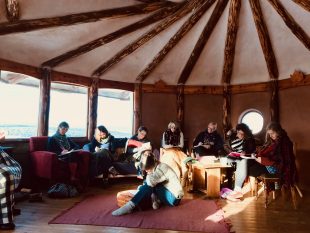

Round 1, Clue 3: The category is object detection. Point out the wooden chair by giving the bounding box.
[254,174,303,209]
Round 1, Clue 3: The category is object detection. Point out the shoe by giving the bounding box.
[0,223,15,230]
[151,193,160,210]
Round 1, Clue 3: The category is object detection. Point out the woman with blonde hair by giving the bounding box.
[160,121,188,187]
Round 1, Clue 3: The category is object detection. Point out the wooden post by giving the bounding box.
[134,83,142,133]
[177,84,184,130]
[88,78,99,140]
[223,84,232,138]
[38,67,51,136]
[270,79,279,122]
[5,0,19,22]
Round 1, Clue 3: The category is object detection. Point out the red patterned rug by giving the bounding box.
[49,194,231,233]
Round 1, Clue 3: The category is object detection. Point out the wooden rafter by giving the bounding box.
[222,0,241,84]
[291,0,310,12]
[249,0,278,79]
[136,0,216,83]
[0,1,172,36]
[267,0,310,50]
[5,0,19,22]
[178,0,229,84]
[92,0,197,77]
[42,3,180,68]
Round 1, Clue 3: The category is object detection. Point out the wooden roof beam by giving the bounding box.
[267,0,310,51]
[42,3,181,68]
[92,0,198,77]
[136,0,216,83]
[291,0,310,12]
[178,0,229,84]
[249,0,278,79]
[0,1,173,36]
[222,0,241,84]
[5,0,19,22]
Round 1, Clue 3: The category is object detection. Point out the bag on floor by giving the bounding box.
[47,183,79,198]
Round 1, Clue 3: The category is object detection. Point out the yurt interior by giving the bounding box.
[0,0,310,232]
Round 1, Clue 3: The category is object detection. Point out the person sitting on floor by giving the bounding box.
[160,121,189,187]
[112,150,184,216]
[83,125,128,181]
[248,122,298,190]
[0,131,22,231]
[224,123,256,201]
[193,122,224,158]
[47,121,90,189]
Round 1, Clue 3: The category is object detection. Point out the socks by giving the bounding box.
[112,201,135,216]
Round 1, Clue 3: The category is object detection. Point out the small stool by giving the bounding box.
[256,174,303,209]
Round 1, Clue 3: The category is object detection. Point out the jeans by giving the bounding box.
[131,182,180,207]
[227,157,254,191]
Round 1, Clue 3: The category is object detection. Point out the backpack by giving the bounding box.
[47,183,79,198]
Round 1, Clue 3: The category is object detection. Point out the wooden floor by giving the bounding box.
[10,178,310,233]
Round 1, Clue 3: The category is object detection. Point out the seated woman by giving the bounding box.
[126,126,149,157]
[125,126,150,177]
[47,121,89,188]
[83,125,128,179]
[112,151,184,216]
[193,122,224,158]
[0,131,22,230]
[224,123,256,200]
[248,122,298,190]
[160,121,188,187]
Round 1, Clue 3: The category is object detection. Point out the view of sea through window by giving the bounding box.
[0,72,133,139]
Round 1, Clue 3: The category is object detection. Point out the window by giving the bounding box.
[239,109,264,134]
[0,71,40,139]
[49,83,88,137]
[97,89,133,138]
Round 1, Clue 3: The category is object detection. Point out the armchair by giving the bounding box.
[29,136,90,184]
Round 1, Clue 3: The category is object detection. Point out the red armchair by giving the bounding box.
[29,136,90,184]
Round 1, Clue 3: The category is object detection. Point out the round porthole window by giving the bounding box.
[239,109,264,134]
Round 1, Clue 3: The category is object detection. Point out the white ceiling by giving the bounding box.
[0,0,309,86]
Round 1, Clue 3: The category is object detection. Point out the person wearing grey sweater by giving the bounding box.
[112,151,183,216]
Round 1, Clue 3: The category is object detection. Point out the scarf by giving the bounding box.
[164,129,181,146]
[53,132,70,150]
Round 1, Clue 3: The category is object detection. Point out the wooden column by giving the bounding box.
[270,79,279,122]
[223,84,232,138]
[5,0,19,22]
[87,78,99,140]
[134,83,142,133]
[38,67,51,136]
[177,84,184,130]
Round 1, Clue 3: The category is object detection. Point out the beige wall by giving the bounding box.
[141,92,177,149]
[184,94,224,150]
[280,86,310,189]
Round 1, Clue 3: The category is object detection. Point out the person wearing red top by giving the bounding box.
[248,122,298,189]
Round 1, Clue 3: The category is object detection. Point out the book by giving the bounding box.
[60,149,83,156]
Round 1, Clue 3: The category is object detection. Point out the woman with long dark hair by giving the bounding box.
[47,121,89,187]
[225,123,256,200]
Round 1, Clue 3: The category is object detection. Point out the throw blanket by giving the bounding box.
[0,150,22,224]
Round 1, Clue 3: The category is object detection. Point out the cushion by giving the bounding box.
[116,190,137,207]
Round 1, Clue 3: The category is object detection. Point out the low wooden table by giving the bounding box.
[192,162,231,198]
